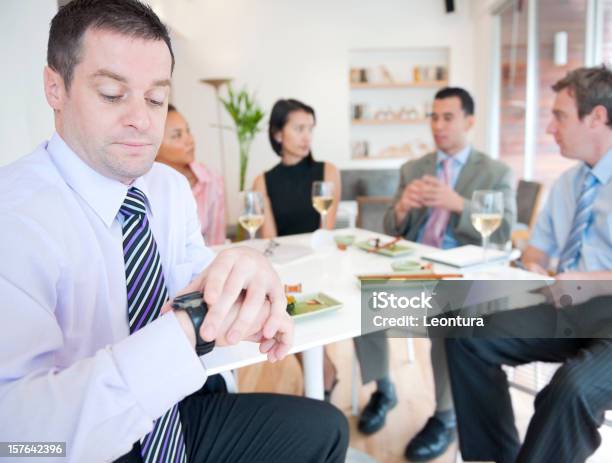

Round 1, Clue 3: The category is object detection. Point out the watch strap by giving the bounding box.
[172,291,216,356]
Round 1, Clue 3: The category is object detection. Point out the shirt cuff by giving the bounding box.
[110,312,207,421]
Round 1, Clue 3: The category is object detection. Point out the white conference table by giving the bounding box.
[205,228,547,399]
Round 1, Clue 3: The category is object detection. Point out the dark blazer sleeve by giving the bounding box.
[383,159,432,240]
[383,160,420,236]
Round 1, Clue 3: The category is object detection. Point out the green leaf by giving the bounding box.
[219,83,266,190]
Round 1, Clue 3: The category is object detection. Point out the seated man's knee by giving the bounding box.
[541,363,592,407]
[446,337,508,367]
[445,337,478,355]
[289,399,348,461]
[316,401,349,445]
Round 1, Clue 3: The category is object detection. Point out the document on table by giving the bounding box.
[421,244,509,268]
[267,243,314,265]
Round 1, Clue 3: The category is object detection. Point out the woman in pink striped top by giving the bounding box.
[156,105,226,245]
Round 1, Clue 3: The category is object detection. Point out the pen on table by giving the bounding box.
[512,259,527,270]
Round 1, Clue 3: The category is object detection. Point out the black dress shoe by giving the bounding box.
[404,416,456,461]
[357,390,398,435]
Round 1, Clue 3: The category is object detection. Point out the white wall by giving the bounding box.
[0,0,57,166]
[157,0,493,221]
[0,0,497,223]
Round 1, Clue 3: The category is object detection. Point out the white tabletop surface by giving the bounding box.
[204,228,548,375]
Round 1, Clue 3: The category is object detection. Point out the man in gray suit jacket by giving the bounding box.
[354,88,516,462]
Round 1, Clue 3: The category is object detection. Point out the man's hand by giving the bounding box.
[168,294,278,344]
[521,246,550,275]
[164,247,294,362]
[420,175,465,213]
[395,179,425,223]
[524,262,549,276]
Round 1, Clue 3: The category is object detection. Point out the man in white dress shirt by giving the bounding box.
[0,1,348,462]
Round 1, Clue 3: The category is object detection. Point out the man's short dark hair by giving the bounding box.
[552,65,612,128]
[434,87,475,116]
[48,0,174,90]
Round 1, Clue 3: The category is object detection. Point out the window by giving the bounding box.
[498,0,586,191]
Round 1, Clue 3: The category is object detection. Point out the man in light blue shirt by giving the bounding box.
[528,149,612,272]
[447,66,612,463]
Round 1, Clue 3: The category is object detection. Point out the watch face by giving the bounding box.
[172,291,205,310]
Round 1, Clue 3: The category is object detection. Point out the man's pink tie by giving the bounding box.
[421,158,453,248]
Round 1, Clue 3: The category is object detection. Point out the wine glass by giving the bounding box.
[238,191,264,241]
[311,181,334,229]
[471,190,503,263]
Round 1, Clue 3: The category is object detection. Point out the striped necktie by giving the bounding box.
[119,187,187,463]
[557,171,600,273]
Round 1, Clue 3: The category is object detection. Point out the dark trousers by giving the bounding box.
[446,336,612,463]
[115,376,349,463]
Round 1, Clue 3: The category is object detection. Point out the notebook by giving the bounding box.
[421,245,509,268]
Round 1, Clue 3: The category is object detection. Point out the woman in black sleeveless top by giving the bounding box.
[253,99,340,238]
[252,99,341,399]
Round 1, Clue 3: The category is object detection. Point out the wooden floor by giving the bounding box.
[237,337,612,463]
[237,338,456,463]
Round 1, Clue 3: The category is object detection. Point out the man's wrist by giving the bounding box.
[394,203,408,222]
[174,310,196,348]
[451,196,465,213]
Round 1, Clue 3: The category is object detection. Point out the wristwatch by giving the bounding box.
[171,291,216,356]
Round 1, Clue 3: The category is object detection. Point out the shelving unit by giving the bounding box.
[350,80,447,90]
[349,48,450,162]
[351,118,429,126]
[351,154,411,161]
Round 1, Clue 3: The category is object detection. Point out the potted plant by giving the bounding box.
[220,85,265,191]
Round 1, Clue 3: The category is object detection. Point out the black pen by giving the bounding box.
[512,259,527,270]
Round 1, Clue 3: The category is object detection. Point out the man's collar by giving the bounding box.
[588,148,612,185]
[436,145,472,165]
[47,132,155,228]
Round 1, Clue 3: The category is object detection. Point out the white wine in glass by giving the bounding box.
[471,190,503,263]
[238,191,264,240]
[471,213,503,237]
[311,181,334,229]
